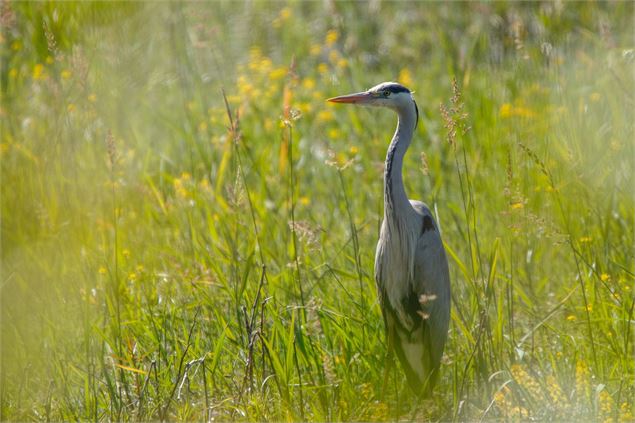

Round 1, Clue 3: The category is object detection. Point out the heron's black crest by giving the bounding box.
[382,83,411,94]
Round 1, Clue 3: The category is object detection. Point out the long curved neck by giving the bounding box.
[384,104,417,221]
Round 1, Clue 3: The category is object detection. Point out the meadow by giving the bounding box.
[1,2,633,421]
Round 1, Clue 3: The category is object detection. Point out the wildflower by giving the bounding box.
[579,236,593,243]
[567,315,576,321]
[98,266,107,275]
[122,249,131,259]
[11,40,21,51]
[88,93,97,103]
[299,196,310,205]
[317,63,328,74]
[198,121,208,132]
[620,402,633,421]
[500,103,513,118]
[33,63,45,80]
[398,68,414,87]
[328,128,341,139]
[511,201,524,209]
[316,109,334,123]
[67,103,76,112]
[302,77,316,90]
[279,7,291,20]
[590,92,601,102]
[500,102,536,119]
[273,7,292,28]
[128,272,137,282]
[269,67,287,80]
[309,43,321,56]
[45,56,54,64]
[600,273,610,282]
[511,364,544,401]
[336,58,348,69]
[494,387,515,417]
[8,68,17,78]
[546,375,569,409]
[598,390,614,422]
[325,29,339,46]
[349,146,359,155]
[61,69,72,79]
[575,359,591,407]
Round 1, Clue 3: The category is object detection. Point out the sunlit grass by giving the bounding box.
[1,2,633,421]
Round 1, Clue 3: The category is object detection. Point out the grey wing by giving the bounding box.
[409,201,451,385]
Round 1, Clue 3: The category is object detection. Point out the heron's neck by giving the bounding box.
[384,105,417,221]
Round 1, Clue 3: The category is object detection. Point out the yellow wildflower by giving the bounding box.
[269,67,287,80]
[567,315,576,321]
[511,364,544,401]
[273,7,292,28]
[317,63,329,74]
[302,77,316,90]
[328,128,341,139]
[590,92,601,102]
[500,103,513,118]
[98,266,107,275]
[8,69,17,78]
[316,109,334,123]
[620,402,633,422]
[398,68,414,87]
[310,43,322,56]
[325,29,339,46]
[198,121,208,132]
[579,236,592,243]
[11,40,21,51]
[510,201,524,209]
[45,56,54,64]
[299,196,310,205]
[279,7,292,20]
[349,145,359,155]
[500,102,536,118]
[61,69,72,79]
[88,93,97,103]
[33,63,45,80]
[336,58,348,69]
[128,272,137,281]
[598,390,614,422]
[575,359,591,407]
[122,249,131,259]
[546,375,569,409]
[67,103,76,112]
[600,273,610,282]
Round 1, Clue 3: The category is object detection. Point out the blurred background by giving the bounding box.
[1,1,633,421]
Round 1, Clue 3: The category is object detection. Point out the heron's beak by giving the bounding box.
[327,91,373,104]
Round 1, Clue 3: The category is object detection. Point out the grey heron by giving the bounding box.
[328,82,451,395]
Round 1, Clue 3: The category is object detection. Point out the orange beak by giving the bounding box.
[327,91,373,104]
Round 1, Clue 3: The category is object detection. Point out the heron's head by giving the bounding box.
[328,81,419,124]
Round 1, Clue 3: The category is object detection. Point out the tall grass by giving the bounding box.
[1,2,633,421]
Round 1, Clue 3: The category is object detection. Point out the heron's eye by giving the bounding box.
[382,90,391,97]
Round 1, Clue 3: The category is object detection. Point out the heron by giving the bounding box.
[328,82,451,395]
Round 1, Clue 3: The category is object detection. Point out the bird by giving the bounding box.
[328,82,451,395]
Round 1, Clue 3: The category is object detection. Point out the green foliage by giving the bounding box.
[1,2,633,421]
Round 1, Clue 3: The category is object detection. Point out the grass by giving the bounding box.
[1,1,634,421]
